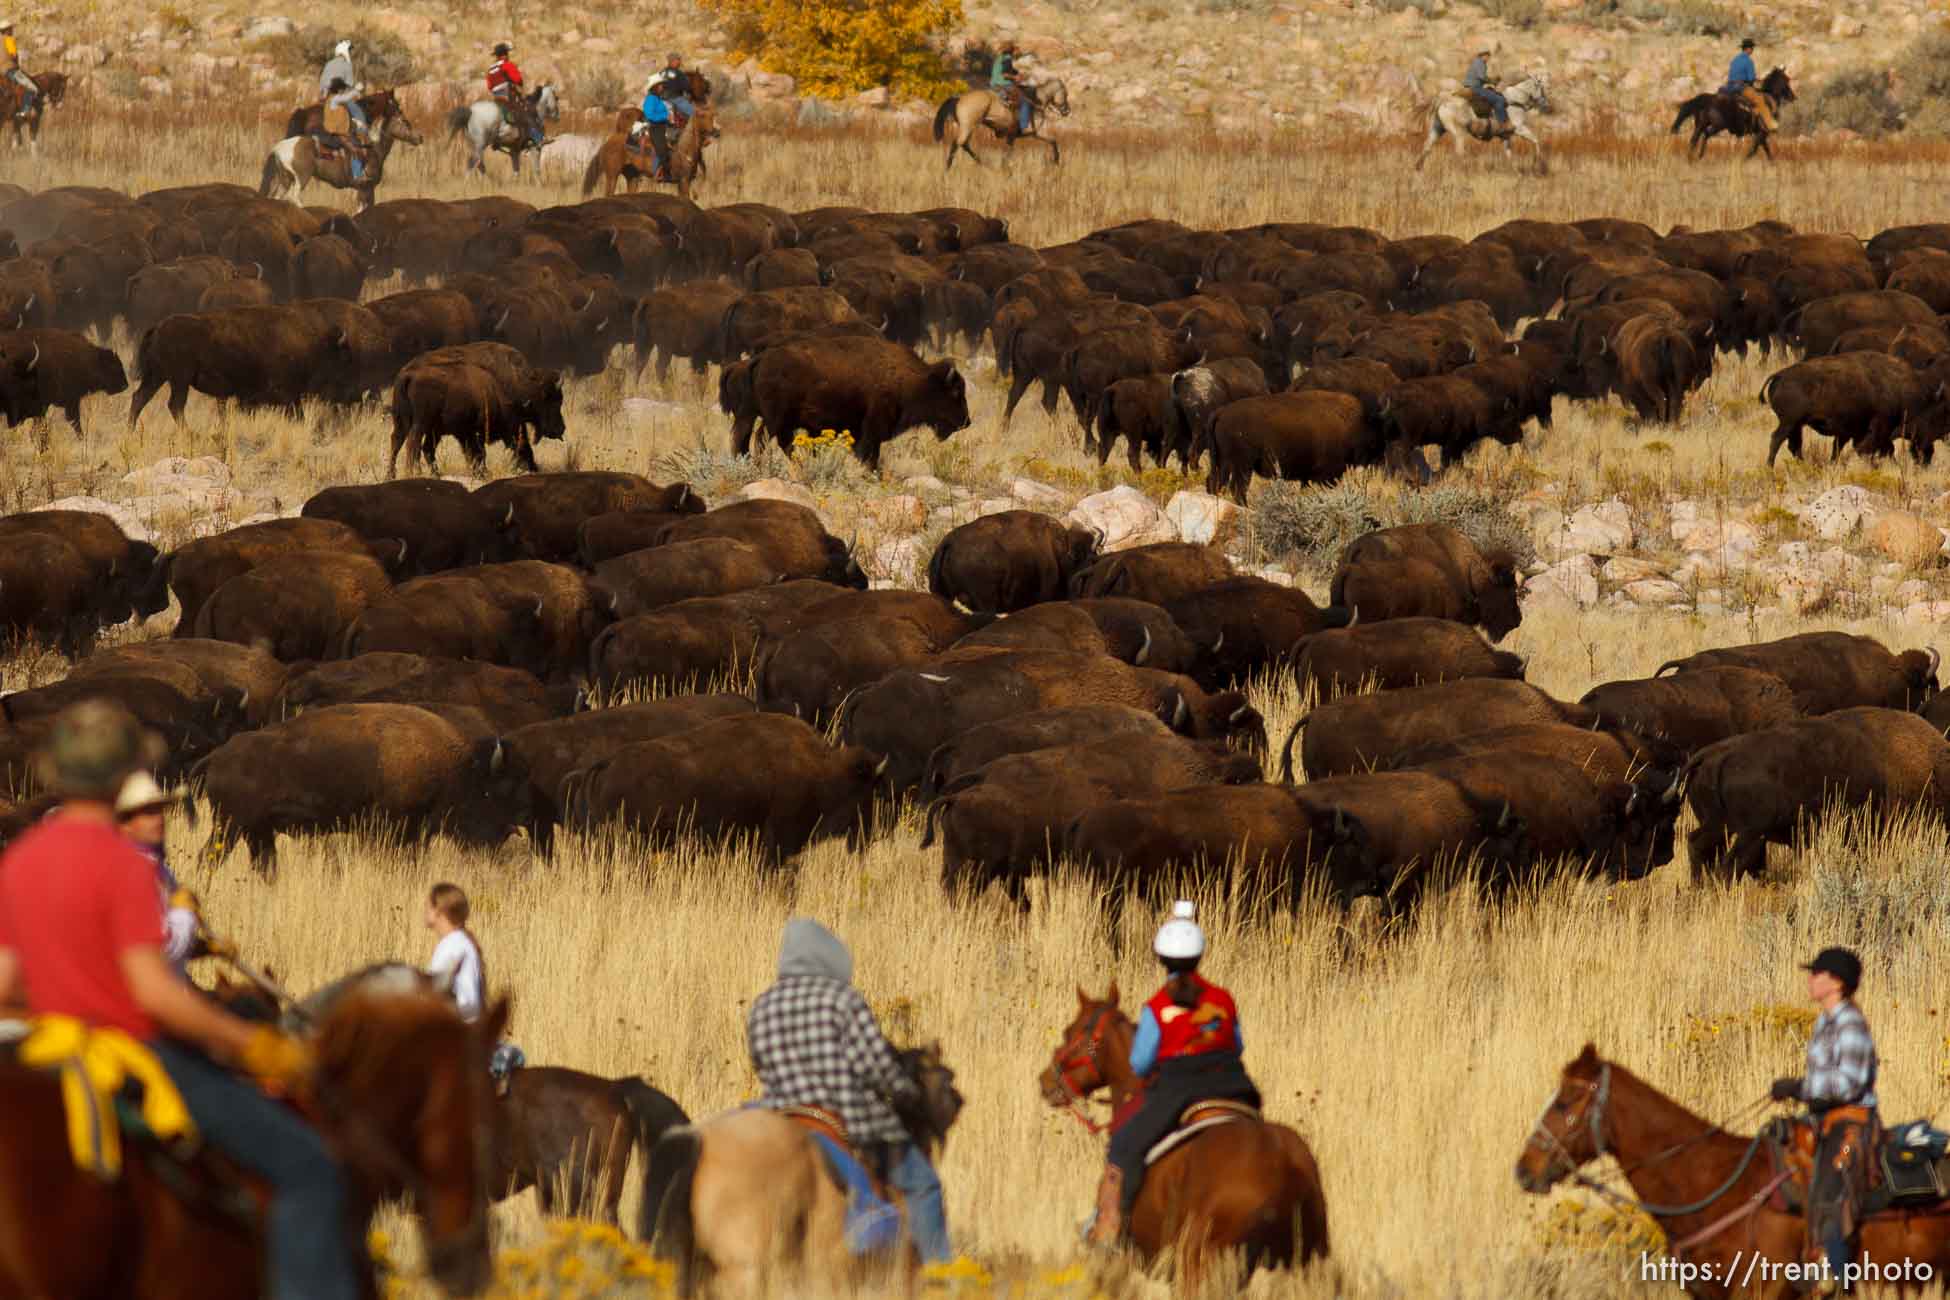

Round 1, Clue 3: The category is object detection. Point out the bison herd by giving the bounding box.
[0,476,1945,926]
[11,183,1950,487]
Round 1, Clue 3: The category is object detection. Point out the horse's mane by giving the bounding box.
[293,960,434,1029]
[313,982,470,1096]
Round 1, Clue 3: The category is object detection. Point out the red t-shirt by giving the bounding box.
[1146,974,1241,1062]
[0,817,164,1040]
[487,59,523,94]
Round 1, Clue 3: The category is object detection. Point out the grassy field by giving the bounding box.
[12,94,1950,1297]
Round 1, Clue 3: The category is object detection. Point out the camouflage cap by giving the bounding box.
[34,701,166,802]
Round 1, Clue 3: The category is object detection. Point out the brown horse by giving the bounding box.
[581,103,717,201]
[0,70,65,149]
[1517,1043,1950,1298]
[281,89,406,141]
[1038,985,1330,1291]
[0,981,509,1299]
[932,78,1069,170]
[259,102,424,211]
[1671,68,1796,161]
[495,1066,688,1226]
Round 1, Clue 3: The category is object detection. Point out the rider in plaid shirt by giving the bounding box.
[747,917,951,1263]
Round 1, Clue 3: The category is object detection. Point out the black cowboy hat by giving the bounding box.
[1802,947,1862,992]
[1740,37,1756,48]
[493,41,512,55]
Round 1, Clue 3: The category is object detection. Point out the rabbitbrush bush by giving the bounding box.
[704,0,965,100]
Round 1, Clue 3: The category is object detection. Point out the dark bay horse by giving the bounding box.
[0,70,66,150]
[1672,68,1795,160]
[1517,1043,1950,1298]
[496,1066,688,1226]
[1039,985,1330,1291]
[0,981,510,1299]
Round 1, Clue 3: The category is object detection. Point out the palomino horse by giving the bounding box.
[1672,68,1796,161]
[933,77,1070,169]
[495,1066,688,1226]
[448,83,560,178]
[640,1044,962,1297]
[0,978,509,1299]
[1415,73,1553,176]
[1040,985,1330,1290]
[0,70,67,150]
[258,103,424,211]
[582,103,718,201]
[1517,1043,1950,1298]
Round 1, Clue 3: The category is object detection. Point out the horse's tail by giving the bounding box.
[257,147,283,199]
[580,144,607,199]
[613,1078,690,1172]
[281,108,307,140]
[933,97,959,142]
[640,1125,703,1294]
[446,104,472,139]
[1670,98,1700,134]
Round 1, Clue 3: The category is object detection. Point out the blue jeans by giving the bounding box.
[884,1142,950,1264]
[1473,85,1509,123]
[669,95,694,121]
[154,1041,359,1300]
[1017,98,1032,131]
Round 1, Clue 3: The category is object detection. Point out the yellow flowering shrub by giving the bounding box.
[705,0,966,100]
[487,1221,674,1299]
[1533,1198,1665,1257]
[791,428,860,489]
[1671,1003,1817,1062]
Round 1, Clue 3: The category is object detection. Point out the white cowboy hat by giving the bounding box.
[0,19,15,28]
[114,770,183,818]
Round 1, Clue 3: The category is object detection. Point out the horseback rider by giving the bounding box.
[990,40,1033,134]
[318,38,354,99]
[1771,947,1877,1296]
[747,916,952,1264]
[1722,37,1778,132]
[321,77,370,180]
[1464,46,1509,129]
[487,40,543,147]
[0,702,359,1299]
[1084,901,1261,1248]
[655,51,695,124]
[1,20,37,118]
[115,771,201,977]
[636,73,677,180]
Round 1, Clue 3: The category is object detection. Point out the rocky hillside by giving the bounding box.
[23,0,1943,138]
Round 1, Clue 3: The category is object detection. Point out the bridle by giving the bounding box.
[1046,1004,1115,1135]
[1524,1063,1776,1234]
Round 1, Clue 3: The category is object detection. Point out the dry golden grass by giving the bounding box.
[13,98,1950,1297]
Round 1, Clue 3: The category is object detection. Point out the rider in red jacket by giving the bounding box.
[484,42,542,147]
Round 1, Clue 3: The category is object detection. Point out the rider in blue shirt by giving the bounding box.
[638,76,675,177]
[1721,37,1776,130]
[1464,48,1508,126]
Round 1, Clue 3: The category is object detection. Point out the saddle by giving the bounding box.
[776,1104,903,1254]
[11,1015,194,1180]
[1762,1113,1950,1218]
[1143,1097,1262,1167]
[1466,88,1499,118]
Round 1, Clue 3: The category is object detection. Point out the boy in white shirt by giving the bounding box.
[425,881,484,1021]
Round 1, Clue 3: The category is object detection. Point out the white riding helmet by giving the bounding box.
[333,39,352,58]
[1153,900,1205,961]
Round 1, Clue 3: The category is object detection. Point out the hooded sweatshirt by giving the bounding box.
[746,916,915,1145]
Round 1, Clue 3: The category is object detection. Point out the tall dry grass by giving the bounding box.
[11,97,1950,1297]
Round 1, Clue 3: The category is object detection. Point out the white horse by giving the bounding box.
[1416,72,1552,175]
[537,131,603,180]
[447,82,559,177]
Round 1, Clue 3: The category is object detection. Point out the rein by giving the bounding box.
[1528,1063,1777,1246]
[1048,1004,1117,1135]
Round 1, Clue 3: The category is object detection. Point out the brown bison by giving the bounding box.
[193,703,518,874]
[388,355,565,477]
[161,517,389,634]
[920,705,1174,796]
[192,550,394,662]
[1580,666,1802,752]
[1655,631,1939,715]
[1068,542,1236,605]
[1760,353,1938,465]
[1205,390,1373,503]
[745,336,969,468]
[0,328,128,433]
[1786,289,1940,358]
[926,511,1102,614]
[1280,678,1595,780]
[641,499,867,589]
[1331,523,1523,642]
[1610,314,1707,424]
[473,472,702,563]
[1291,618,1525,698]
[1683,707,1950,879]
[339,575,549,675]
[570,713,886,861]
[585,582,849,697]
[273,653,567,732]
[589,539,781,619]
[1164,577,1353,689]
[303,480,518,576]
[1166,358,1276,471]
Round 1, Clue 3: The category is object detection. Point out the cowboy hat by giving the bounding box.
[1739,36,1756,47]
[492,41,512,55]
[115,770,183,818]
[0,19,14,28]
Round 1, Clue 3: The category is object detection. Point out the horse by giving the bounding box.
[259,101,424,212]
[1039,985,1330,1291]
[612,68,714,133]
[639,1043,962,1295]
[0,70,65,150]
[1671,68,1796,161]
[1415,72,1553,176]
[0,975,510,1299]
[281,88,406,141]
[1517,1043,1950,1298]
[447,83,560,178]
[495,1065,688,1226]
[581,103,717,201]
[932,76,1069,170]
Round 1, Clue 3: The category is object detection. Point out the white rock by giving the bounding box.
[1065,485,1176,551]
[1009,477,1066,506]
[859,494,926,534]
[1672,518,1760,563]
[1600,556,1665,584]
[1797,485,1873,541]
[738,478,819,511]
[1524,555,1599,609]
[1904,600,1950,625]
[1896,579,1933,605]
[1547,498,1633,556]
[123,455,231,494]
[871,537,924,586]
[242,15,296,39]
[1623,578,1690,606]
[1163,491,1241,548]
[977,497,1018,518]
[903,474,948,495]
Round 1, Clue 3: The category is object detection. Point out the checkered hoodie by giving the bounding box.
[747,918,917,1147]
